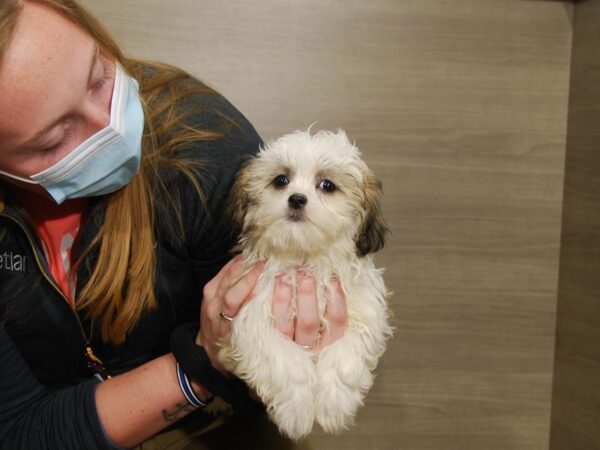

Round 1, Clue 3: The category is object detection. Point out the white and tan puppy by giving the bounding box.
[220,129,392,440]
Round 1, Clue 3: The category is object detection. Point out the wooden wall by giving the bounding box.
[80,1,573,448]
[550,0,600,449]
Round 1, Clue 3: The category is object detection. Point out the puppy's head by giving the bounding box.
[229,129,386,260]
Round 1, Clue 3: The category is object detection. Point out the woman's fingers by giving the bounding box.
[202,255,241,301]
[198,256,264,372]
[208,262,346,355]
[318,278,347,349]
[271,273,347,351]
[294,273,320,347]
[272,275,294,339]
[219,260,264,319]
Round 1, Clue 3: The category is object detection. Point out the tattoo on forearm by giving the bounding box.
[162,402,196,422]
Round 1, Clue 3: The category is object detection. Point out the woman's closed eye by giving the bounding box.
[40,56,114,157]
[40,124,75,156]
[90,54,112,93]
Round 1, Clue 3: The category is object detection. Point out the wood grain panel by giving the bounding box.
[550,0,600,449]
[80,1,572,448]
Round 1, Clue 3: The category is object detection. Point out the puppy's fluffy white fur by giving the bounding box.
[219,129,392,440]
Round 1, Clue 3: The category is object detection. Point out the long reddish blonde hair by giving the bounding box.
[1,0,219,343]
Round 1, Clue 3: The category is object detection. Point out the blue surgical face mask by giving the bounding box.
[0,63,144,204]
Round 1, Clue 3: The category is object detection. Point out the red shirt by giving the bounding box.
[15,190,86,306]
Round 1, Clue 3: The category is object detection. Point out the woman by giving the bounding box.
[0,1,347,448]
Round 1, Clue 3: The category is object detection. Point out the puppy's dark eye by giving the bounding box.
[318,179,336,193]
[273,175,289,188]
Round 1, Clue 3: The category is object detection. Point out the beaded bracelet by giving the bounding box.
[176,362,212,408]
[170,322,264,416]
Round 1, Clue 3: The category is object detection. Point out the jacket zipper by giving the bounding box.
[0,212,110,378]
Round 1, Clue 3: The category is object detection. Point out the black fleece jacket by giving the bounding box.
[0,74,261,449]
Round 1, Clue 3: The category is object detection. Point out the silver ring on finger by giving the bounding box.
[299,332,321,350]
[219,311,235,322]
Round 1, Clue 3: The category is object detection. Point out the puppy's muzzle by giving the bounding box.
[288,193,307,210]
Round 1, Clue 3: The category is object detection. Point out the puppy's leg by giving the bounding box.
[314,328,372,433]
[219,292,316,440]
[314,284,391,433]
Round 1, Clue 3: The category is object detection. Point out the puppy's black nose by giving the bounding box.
[288,193,307,210]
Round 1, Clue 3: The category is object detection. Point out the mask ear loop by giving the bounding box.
[0,169,38,185]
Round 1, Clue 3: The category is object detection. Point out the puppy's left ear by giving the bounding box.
[356,171,388,256]
[226,158,255,238]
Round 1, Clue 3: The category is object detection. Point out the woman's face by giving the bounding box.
[0,2,116,181]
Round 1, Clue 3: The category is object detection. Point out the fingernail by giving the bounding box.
[297,268,312,279]
[297,276,316,294]
[253,261,266,273]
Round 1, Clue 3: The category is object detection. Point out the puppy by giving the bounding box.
[220,129,392,440]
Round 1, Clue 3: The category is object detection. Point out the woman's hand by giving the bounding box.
[272,272,347,352]
[197,255,264,373]
[198,256,348,374]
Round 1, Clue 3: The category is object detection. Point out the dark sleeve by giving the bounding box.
[0,327,121,450]
[170,86,263,266]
